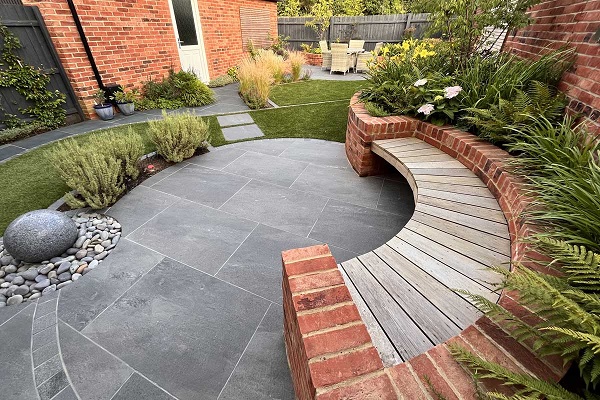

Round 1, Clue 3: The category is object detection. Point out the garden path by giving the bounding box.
[0,139,415,400]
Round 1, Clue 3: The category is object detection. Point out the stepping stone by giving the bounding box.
[217,113,254,127]
[222,124,265,141]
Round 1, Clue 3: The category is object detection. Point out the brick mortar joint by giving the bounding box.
[307,342,374,364]
[301,320,365,338]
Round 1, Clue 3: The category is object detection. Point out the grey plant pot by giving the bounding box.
[117,102,135,116]
[94,104,114,121]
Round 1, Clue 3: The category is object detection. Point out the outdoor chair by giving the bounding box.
[355,52,372,72]
[330,43,352,75]
[348,39,365,50]
[320,40,332,70]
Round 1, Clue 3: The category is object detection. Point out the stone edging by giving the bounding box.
[281,94,567,399]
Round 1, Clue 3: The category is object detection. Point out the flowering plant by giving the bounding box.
[408,76,462,125]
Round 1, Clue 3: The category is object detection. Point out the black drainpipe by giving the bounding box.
[66,0,104,89]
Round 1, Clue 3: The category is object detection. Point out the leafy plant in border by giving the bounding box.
[148,111,211,163]
[0,23,65,129]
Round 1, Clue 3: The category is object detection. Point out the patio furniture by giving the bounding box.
[355,52,371,72]
[348,39,365,49]
[330,43,353,75]
[373,41,384,55]
[319,40,332,70]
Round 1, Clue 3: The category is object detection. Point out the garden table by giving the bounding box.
[347,48,365,72]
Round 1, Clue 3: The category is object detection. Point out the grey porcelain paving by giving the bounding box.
[216,224,320,303]
[0,144,25,161]
[59,321,134,400]
[0,139,416,399]
[221,124,264,141]
[291,163,384,209]
[112,373,176,400]
[106,185,180,235]
[218,306,294,400]
[217,113,254,127]
[13,129,74,149]
[58,238,165,331]
[0,305,38,400]
[309,199,412,254]
[82,258,270,400]
[222,150,309,187]
[220,180,328,237]
[127,200,258,274]
[152,164,251,209]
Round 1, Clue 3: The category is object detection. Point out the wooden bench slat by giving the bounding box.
[418,195,507,224]
[376,137,425,148]
[359,252,462,343]
[405,220,511,268]
[387,148,446,157]
[373,246,482,328]
[412,211,510,256]
[397,229,504,286]
[416,203,509,238]
[397,153,458,163]
[412,174,487,187]
[419,188,500,209]
[402,160,469,169]
[404,167,478,177]
[342,258,434,360]
[387,236,498,300]
[340,266,402,367]
[419,181,498,198]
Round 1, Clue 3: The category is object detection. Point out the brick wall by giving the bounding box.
[21,0,277,119]
[197,0,278,78]
[503,0,600,134]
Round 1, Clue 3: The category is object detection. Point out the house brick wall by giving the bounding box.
[21,0,277,119]
[503,0,600,134]
[197,0,278,78]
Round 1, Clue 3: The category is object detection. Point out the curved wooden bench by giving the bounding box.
[281,97,567,400]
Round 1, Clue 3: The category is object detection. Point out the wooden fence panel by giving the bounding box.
[278,13,431,51]
[0,4,83,127]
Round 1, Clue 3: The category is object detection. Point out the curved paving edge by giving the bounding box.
[280,96,568,399]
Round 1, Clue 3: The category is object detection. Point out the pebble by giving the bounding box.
[76,264,86,274]
[0,271,4,278]
[57,262,71,274]
[72,273,81,281]
[33,279,51,290]
[13,285,29,296]
[42,285,56,295]
[4,265,17,274]
[0,282,10,288]
[57,281,72,289]
[48,271,57,280]
[81,256,93,263]
[88,260,99,269]
[113,222,121,229]
[4,274,16,282]
[58,272,71,282]
[50,278,59,285]
[0,255,13,266]
[19,269,38,281]
[94,244,104,254]
[94,251,108,261]
[111,236,120,246]
[66,248,79,255]
[38,264,54,274]
[6,295,23,306]
[49,257,64,264]
[12,276,24,286]
[29,293,41,300]
[74,236,86,248]
[75,249,87,260]
[100,240,111,248]
[100,231,109,241]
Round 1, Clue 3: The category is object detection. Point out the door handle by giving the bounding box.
[177,39,184,49]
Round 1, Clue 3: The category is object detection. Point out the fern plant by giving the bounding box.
[463,81,567,144]
[454,239,600,395]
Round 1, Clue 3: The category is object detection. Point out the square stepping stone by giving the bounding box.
[222,124,265,141]
[217,113,254,127]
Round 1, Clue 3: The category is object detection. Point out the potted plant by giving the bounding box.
[93,89,114,121]
[112,89,138,116]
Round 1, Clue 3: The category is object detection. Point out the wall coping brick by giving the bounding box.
[281,96,570,399]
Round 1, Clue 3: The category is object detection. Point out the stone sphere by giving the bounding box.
[3,210,78,263]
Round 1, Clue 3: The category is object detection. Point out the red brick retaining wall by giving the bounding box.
[503,0,600,135]
[281,96,568,399]
[303,53,323,66]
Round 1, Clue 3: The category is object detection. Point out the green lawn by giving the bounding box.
[0,81,362,234]
[269,80,366,106]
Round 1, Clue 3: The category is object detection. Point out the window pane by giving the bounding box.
[172,0,198,46]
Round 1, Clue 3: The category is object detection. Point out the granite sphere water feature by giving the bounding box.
[3,210,78,263]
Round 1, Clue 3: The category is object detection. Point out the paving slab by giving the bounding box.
[186,147,246,170]
[217,113,254,127]
[112,373,176,400]
[82,258,270,400]
[222,150,309,187]
[231,138,297,156]
[219,306,295,400]
[0,144,25,161]
[280,139,350,169]
[222,124,264,141]
[127,200,257,274]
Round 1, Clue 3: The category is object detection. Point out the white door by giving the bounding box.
[168,0,210,82]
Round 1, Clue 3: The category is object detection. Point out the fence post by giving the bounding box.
[406,13,412,31]
[328,16,333,42]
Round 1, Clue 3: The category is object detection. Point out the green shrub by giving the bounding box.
[148,111,211,162]
[238,56,274,109]
[136,70,215,110]
[463,81,567,144]
[364,101,390,117]
[48,127,144,209]
[0,121,46,145]
[208,75,235,88]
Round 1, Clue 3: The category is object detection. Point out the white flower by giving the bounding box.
[417,103,435,116]
[444,85,463,99]
[414,79,428,87]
